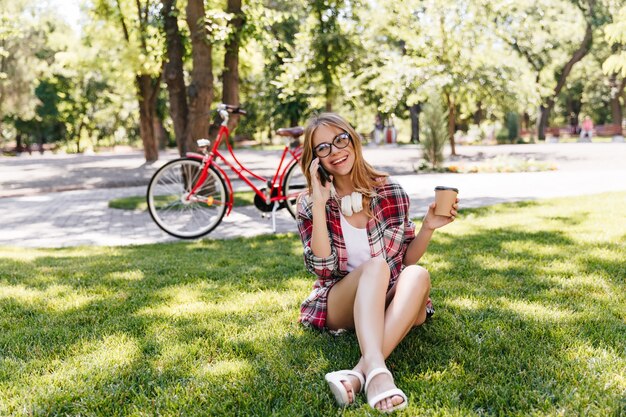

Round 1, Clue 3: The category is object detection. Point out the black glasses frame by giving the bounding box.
[313,132,352,158]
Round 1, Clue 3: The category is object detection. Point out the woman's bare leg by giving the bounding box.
[326,263,431,410]
[326,257,405,411]
[382,265,432,354]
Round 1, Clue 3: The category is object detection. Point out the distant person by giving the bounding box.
[296,113,458,412]
[384,120,397,145]
[569,112,578,135]
[579,116,593,142]
[372,114,384,145]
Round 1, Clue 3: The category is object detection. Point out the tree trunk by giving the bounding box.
[161,0,190,156]
[537,104,550,141]
[115,0,161,161]
[538,13,593,140]
[610,74,625,125]
[223,0,242,133]
[445,93,456,156]
[186,0,213,150]
[522,112,530,131]
[75,121,83,154]
[325,86,333,112]
[409,103,420,143]
[473,101,483,125]
[136,74,160,162]
[154,116,168,150]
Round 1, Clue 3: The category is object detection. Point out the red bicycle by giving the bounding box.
[147,104,306,239]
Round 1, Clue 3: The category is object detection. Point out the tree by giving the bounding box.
[602,4,626,124]
[92,0,163,161]
[492,0,604,139]
[161,0,222,155]
[222,0,243,132]
[0,0,54,145]
[355,0,537,153]
[274,0,360,113]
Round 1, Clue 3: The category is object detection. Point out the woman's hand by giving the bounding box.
[422,198,459,231]
[309,158,333,206]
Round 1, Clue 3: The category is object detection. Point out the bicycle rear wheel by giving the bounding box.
[147,158,228,239]
[282,161,307,219]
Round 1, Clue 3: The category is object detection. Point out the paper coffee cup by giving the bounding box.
[434,186,458,217]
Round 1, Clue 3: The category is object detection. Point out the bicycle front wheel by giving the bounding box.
[282,161,307,219]
[147,158,229,239]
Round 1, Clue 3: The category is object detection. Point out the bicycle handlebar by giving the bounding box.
[217,103,246,115]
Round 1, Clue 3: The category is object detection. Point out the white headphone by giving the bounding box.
[331,184,363,216]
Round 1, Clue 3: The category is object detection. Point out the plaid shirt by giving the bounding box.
[297,179,416,329]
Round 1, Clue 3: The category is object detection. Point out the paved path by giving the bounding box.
[1,143,625,247]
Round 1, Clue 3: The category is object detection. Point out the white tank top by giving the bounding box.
[339,212,371,271]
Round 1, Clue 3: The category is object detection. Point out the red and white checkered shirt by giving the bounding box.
[297,179,416,330]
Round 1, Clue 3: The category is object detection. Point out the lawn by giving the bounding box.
[109,191,257,211]
[1,192,625,416]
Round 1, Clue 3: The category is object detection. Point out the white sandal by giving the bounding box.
[364,367,408,413]
[324,369,365,406]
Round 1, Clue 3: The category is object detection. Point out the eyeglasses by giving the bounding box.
[313,132,352,158]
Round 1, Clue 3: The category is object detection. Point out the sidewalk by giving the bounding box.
[1,143,625,248]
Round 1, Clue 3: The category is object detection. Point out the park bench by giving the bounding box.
[595,123,624,142]
[546,127,561,143]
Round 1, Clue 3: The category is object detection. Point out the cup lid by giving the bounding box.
[434,186,459,193]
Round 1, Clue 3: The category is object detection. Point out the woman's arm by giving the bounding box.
[308,157,333,258]
[311,202,332,257]
[296,158,337,277]
[297,198,338,278]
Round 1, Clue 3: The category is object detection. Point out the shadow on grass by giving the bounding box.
[1,213,625,415]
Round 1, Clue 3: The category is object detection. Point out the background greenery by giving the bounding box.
[1,192,624,416]
[1,0,626,156]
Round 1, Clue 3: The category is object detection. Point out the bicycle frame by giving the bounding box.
[185,124,302,217]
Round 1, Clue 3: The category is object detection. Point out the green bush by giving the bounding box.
[420,95,448,169]
[496,128,509,144]
[506,112,519,142]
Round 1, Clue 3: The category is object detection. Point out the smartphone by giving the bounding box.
[318,165,331,186]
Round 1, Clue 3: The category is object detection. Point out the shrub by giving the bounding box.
[496,128,509,144]
[420,95,448,169]
[506,112,519,142]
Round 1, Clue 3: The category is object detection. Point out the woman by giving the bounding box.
[296,113,458,412]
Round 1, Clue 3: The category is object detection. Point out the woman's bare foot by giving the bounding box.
[340,372,363,403]
[365,367,405,411]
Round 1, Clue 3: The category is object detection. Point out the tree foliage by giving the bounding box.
[2,0,625,156]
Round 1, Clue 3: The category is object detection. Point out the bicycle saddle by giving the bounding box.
[276,127,304,138]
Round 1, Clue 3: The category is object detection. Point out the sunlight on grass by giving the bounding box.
[447,296,482,311]
[42,334,140,385]
[0,193,624,416]
[197,359,253,377]
[105,269,145,281]
[419,360,465,384]
[564,343,626,392]
[0,283,98,311]
[5,334,140,412]
[498,298,579,322]
[137,283,300,318]
[0,246,118,261]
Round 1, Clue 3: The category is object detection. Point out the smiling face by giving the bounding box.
[312,124,355,178]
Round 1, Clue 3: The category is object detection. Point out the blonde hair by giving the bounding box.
[300,113,388,215]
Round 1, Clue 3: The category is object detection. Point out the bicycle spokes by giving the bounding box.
[147,159,228,238]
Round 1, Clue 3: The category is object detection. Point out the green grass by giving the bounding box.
[1,192,625,416]
[109,191,256,210]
